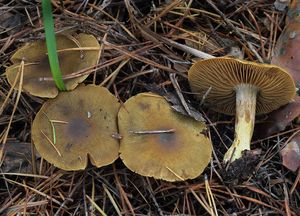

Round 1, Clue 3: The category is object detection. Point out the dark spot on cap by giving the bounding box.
[157,132,177,150]
[65,143,73,151]
[78,99,84,107]
[68,117,91,139]
[38,52,68,72]
[37,55,50,71]
[138,102,150,111]
[59,105,70,116]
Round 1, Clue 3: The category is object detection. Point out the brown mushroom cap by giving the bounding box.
[31,85,120,171]
[188,57,296,115]
[6,33,100,98]
[118,93,212,182]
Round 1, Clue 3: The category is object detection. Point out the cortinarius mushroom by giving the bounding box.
[118,93,212,182]
[31,85,120,170]
[188,57,296,163]
[6,33,100,98]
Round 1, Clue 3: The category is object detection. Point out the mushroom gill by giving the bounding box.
[188,57,296,163]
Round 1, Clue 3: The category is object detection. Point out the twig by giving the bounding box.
[145,178,164,216]
[205,175,218,216]
[1,60,24,165]
[170,73,192,116]
[40,130,61,157]
[82,174,88,216]
[206,0,264,63]
[129,129,176,134]
[54,176,81,216]
[86,195,108,216]
[200,86,212,106]
[137,21,214,59]
[283,183,291,216]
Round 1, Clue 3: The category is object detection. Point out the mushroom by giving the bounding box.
[31,85,120,170]
[6,33,100,98]
[118,92,212,182]
[188,57,296,163]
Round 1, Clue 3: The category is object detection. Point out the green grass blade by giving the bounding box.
[42,0,66,91]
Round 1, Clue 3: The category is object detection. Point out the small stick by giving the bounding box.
[206,0,264,63]
[40,130,61,156]
[42,112,57,145]
[50,120,68,124]
[170,73,192,116]
[86,195,107,216]
[63,33,85,59]
[134,15,214,59]
[225,146,237,171]
[1,59,24,165]
[145,177,164,216]
[166,166,184,181]
[291,169,300,194]
[204,174,218,216]
[129,129,176,134]
[200,86,212,106]
[283,183,291,216]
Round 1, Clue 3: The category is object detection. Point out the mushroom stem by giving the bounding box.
[223,84,258,163]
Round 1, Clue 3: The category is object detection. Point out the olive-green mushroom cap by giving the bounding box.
[188,57,296,115]
[6,33,100,98]
[118,93,212,182]
[31,85,120,171]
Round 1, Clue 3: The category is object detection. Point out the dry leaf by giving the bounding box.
[255,96,300,138]
[272,9,300,87]
[260,2,300,139]
[281,133,300,172]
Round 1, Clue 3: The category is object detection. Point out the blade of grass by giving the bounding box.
[42,0,66,91]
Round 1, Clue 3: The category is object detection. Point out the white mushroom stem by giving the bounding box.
[223,84,258,163]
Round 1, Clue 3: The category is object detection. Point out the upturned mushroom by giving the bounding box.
[188,57,296,163]
[118,92,212,182]
[31,85,120,170]
[6,33,100,98]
